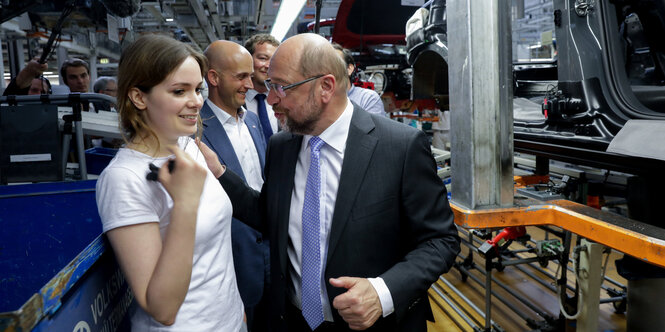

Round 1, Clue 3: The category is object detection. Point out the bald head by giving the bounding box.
[203,40,254,113]
[204,40,252,74]
[271,33,348,92]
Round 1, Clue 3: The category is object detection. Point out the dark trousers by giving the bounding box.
[285,303,344,332]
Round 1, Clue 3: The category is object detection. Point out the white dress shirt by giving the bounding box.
[206,100,264,191]
[287,98,394,321]
[246,89,279,134]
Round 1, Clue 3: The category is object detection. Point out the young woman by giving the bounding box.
[96,34,243,331]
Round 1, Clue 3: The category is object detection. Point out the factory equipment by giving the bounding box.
[406,0,665,330]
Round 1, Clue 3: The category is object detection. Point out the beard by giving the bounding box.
[277,87,322,135]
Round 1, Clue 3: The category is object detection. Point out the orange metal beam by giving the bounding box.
[451,199,665,268]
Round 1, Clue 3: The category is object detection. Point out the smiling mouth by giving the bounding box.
[179,115,198,120]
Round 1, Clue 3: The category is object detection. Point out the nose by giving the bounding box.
[189,90,203,109]
[266,87,279,106]
[244,76,254,90]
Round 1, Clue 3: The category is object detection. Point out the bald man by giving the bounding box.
[201,40,270,331]
[203,33,460,331]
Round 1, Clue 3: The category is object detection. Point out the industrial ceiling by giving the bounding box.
[0,0,342,82]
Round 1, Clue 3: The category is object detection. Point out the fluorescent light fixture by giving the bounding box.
[270,0,307,41]
[165,18,174,22]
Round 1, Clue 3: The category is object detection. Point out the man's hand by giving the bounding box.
[16,58,48,88]
[195,138,225,178]
[330,277,383,330]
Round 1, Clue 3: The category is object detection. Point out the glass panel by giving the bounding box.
[512,0,556,63]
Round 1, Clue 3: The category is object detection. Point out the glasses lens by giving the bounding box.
[265,80,286,97]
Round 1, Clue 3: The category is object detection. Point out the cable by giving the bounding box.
[558,245,584,320]
[39,0,75,64]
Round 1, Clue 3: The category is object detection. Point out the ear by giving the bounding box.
[347,63,355,76]
[206,69,219,87]
[128,87,147,110]
[320,74,336,103]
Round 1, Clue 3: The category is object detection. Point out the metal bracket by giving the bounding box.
[574,0,594,17]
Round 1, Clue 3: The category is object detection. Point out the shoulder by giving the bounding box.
[270,130,297,143]
[243,108,260,121]
[96,150,164,232]
[354,107,424,145]
[98,149,149,188]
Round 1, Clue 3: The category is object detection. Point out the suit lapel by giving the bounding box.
[277,134,303,274]
[326,107,377,265]
[201,103,246,181]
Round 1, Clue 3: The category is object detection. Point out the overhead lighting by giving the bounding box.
[270,0,307,41]
[165,18,174,22]
[100,58,109,64]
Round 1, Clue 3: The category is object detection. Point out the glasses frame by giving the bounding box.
[264,74,324,97]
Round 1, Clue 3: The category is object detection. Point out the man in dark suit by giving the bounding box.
[201,40,270,331]
[199,33,460,332]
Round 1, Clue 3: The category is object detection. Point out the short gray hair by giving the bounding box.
[299,39,348,91]
[93,76,116,93]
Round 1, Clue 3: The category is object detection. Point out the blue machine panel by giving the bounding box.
[0,180,102,313]
[0,180,133,331]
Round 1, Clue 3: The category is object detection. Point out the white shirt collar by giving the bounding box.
[303,98,354,153]
[246,89,261,101]
[205,99,245,125]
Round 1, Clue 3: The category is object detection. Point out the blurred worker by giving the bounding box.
[244,34,281,141]
[332,43,387,117]
[60,58,90,93]
[202,40,269,332]
[93,76,117,112]
[431,109,451,151]
[93,76,117,97]
[2,57,51,96]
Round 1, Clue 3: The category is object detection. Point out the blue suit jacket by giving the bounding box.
[200,101,269,307]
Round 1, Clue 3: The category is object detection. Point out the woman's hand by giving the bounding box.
[158,145,207,206]
[196,138,225,178]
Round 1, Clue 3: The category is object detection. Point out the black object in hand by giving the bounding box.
[146,159,175,181]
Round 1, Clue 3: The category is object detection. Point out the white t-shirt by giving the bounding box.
[96,137,243,331]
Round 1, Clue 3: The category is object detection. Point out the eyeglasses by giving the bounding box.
[264,74,324,98]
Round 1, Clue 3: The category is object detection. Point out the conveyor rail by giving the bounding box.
[451,198,665,268]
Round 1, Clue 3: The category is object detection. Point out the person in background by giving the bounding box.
[95,34,244,331]
[331,43,387,117]
[2,57,50,96]
[201,40,269,332]
[244,34,281,141]
[200,33,460,332]
[60,58,90,93]
[93,76,118,112]
[93,76,117,97]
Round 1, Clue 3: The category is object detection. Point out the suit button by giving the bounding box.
[256,237,263,244]
[280,273,285,280]
[280,315,284,321]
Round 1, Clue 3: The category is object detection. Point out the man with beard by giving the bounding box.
[244,34,281,142]
[199,33,460,332]
[200,40,269,332]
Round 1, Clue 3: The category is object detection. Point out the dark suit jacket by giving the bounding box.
[200,102,270,308]
[220,104,460,331]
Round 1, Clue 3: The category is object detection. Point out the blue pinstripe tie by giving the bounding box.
[301,136,325,330]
